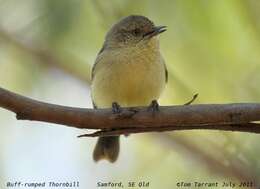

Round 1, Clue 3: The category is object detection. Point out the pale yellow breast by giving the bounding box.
[91,42,166,108]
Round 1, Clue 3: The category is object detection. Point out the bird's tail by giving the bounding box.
[93,136,120,163]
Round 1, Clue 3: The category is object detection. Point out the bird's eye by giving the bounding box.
[132,28,141,36]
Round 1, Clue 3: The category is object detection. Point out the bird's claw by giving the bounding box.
[147,100,159,112]
[112,102,122,114]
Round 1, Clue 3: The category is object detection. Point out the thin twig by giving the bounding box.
[183,93,198,105]
[77,123,260,137]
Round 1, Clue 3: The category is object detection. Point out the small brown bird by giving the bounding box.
[91,15,167,163]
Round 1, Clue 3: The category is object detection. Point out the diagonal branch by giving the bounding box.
[0,29,91,84]
[1,87,260,137]
[157,134,259,183]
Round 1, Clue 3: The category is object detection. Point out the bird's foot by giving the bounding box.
[147,100,159,113]
[112,102,122,114]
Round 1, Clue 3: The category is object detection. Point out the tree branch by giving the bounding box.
[1,86,260,137]
[0,29,91,84]
[157,134,259,183]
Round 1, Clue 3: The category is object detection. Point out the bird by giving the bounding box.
[91,15,167,163]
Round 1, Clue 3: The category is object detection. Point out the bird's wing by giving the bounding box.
[161,57,168,83]
[91,44,106,81]
[91,44,108,108]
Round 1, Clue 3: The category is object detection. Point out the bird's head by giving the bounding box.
[104,15,166,49]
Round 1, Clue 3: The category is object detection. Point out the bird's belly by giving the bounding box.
[91,59,165,108]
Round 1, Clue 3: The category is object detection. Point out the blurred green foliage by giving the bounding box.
[1,0,260,188]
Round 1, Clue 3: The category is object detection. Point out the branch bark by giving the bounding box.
[1,87,260,137]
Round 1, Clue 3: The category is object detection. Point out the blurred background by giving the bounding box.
[0,0,260,188]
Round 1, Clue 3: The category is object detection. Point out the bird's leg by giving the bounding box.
[112,102,122,114]
[147,100,159,112]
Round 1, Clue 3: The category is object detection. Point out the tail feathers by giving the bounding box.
[93,136,120,163]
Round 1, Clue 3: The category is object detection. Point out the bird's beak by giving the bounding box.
[143,26,167,39]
